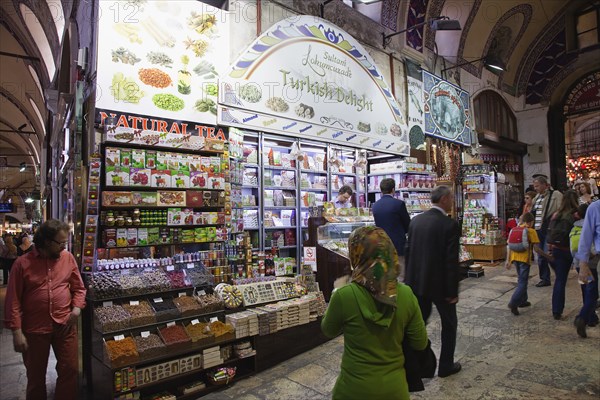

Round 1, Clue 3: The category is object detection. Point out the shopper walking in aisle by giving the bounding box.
[372,178,411,281]
[17,234,34,256]
[576,169,598,197]
[405,185,461,378]
[546,190,579,320]
[574,201,600,337]
[505,213,546,315]
[1,233,18,285]
[532,175,563,287]
[333,185,353,208]
[4,219,87,400]
[578,182,597,205]
[321,226,429,400]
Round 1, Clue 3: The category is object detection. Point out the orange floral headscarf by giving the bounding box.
[348,226,400,306]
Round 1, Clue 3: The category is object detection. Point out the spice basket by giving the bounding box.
[158,323,192,353]
[104,336,139,368]
[132,329,166,361]
[183,322,215,349]
[173,295,204,318]
[150,297,181,323]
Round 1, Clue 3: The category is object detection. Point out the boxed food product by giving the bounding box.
[103,228,117,248]
[171,171,190,189]
[120,149,132,167]
[208,174,223,190]
[190,171,207,189]
[168,208,183,225]
[133,192,157,206]
[130,168,150,187]
[156,152,169,170]
[151,170,171,188]
[181,209,195,225]
[117,229,128,247]
[186,191,204,208]
[106,165,130,187]
[126,228,137,247]
[106,147,120,166]
[131,149,145,168]
[157,191,186,207]
[210,157,221,174]
[147,227,160,245]
[145,150,157,169]
[137,228,148,246]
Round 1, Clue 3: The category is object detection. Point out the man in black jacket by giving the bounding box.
[405,185,461,378]
[372,178,411,281]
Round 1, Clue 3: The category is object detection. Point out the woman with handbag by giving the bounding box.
[547,190,580,320]
[321,226,430,400]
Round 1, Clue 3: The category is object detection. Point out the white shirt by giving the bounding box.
[576,177,599,196]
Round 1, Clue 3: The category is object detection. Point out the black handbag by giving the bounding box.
[403,339,437,392]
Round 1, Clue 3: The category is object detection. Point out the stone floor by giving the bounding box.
[1,264,599,400]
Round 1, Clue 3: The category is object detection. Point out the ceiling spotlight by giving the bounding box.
[19,162,26,172]
[25,196,34,203]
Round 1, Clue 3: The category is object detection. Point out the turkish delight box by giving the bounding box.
[152,170,171,188]
[106,165,130,186]
[172,171,190,189]
[120,149,132,167]
[190,172,207,189]
[145,150,157,169]
[132,149,146,168]
[133,192,157,206]
[181,209,195,225]
[105,147,120,166]
[156,152,169,171]
[131,168,151,187]
[168,208,183,225]
[186,191,204,208]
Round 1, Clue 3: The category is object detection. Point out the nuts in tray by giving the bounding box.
[118,274,145,296]
[173,295,203,316]
[105,337,139,366]
[89,272,122,299]
[122,300,156,327]
[134,333,165,359]
[159,324,190,346]
[140,269,171,292]
[194,293,225,314]
[95,305,131,333]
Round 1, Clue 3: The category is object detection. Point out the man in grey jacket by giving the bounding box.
[532,175,563,287]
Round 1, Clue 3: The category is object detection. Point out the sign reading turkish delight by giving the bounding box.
[219,16,409,155]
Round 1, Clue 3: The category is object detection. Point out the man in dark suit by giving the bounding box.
[405,185,461,378]
[372,178,411,281]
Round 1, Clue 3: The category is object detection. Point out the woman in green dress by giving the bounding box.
[321,226,428,400]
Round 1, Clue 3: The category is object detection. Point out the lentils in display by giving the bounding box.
[134,333,165,359]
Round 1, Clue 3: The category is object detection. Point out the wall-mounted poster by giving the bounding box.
[422,70,471,146]
[219,16,409,155]
[406,60,425,150]
[95,1,230,125]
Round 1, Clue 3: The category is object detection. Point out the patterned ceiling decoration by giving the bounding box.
[406,0,429,52]
[525,29,577,105]
[380,0,400,31]
[515,3,570,97]
[452,0,482,77]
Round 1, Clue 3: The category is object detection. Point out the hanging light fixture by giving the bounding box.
[25,195,34,203]
[19,162,26,172]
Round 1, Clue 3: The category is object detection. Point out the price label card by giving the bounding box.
[198,290,206,296]
[191,319,199,325]
[114,334,125,341]
[141,331,150,338]
[167,321,176,327]
[154,297,163,303]
[178,292,186,298]
[166,265,174,272]
[210,317,219,323]
[103,301,113,307]
[187,263,195,269]
[130,300,139,306]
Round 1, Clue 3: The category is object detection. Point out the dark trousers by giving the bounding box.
[509,262,530,307]
[22,323,79,400]
[417,296,458,372]
[536,230,551,284]
[549,247,573,315]
[577,267,599,325]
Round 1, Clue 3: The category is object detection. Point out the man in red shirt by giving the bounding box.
[4,219,86,400]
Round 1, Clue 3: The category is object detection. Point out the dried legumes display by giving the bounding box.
[134,333,166,359]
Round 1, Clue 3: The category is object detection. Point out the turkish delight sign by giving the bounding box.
[219,16,409,155]
[422,70,471,146]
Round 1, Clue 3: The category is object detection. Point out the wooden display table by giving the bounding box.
[462,244,506,263]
